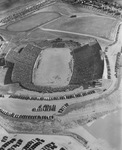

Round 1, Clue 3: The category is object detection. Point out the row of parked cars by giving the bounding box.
[9,88,96,101]
[105,55,111,79]
[115,52,121,78]
[0,108,54,121]
[22,138,45,150]
[0,136,67,150]
[0,137,22,150]
[0,94,4,98]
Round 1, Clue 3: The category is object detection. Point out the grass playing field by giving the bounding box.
[41,15,119,41]
[6,11,61,32]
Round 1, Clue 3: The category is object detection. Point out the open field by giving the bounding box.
[28,28,100,46]
[42,15,119,41]
[33,48,73,87]
[6,11,61,32]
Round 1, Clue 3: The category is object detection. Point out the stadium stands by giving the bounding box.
[52,42,65,48]
[6,44,41,87]
[32,40,51,48]
[32,38,80,50]
[4,62,14,85]
[0,36,4,42]
[0,58,5,66]
[65,40,81,51]
[70,42,104,86]
[5,39,103,94]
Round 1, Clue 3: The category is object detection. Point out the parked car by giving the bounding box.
[1,136,8,142]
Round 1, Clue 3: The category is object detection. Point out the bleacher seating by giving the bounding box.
[70,42,104,86]
[32,40,51,48]
[4,62,14,85]
[10,46,81,92]
[4,39,103,94]
[52,42,65,48]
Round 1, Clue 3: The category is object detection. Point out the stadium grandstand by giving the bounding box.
[69,42,104,85]
[32,40,52,49]
[0,36,4,42]
[0,58,5,66]
[4,38,104,93]
[4,61,14,85]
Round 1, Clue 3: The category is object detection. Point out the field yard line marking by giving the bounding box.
[41,28,111,42]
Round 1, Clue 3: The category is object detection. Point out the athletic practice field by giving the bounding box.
[6,11,61,32]
[42,16,119,41]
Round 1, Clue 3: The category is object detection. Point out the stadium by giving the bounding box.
[0,1,122,145]
[3,38,104,94]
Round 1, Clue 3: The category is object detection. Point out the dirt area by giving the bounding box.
[33,48,73,87]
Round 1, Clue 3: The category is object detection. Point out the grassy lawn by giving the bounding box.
[42,15,118,40]
[7,11,61,32]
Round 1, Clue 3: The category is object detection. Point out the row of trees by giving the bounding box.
[62,0,122,17]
